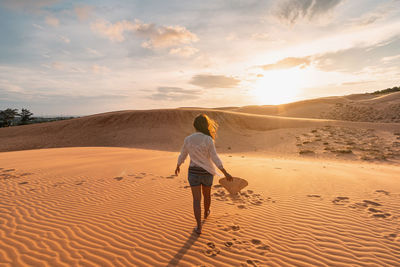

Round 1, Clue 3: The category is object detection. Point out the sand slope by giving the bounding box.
[1,147,400,266]
[1,109,399,163]
[231,91,400,122]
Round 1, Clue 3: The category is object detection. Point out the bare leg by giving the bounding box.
[190,185,202,232]
[202,185,211,218]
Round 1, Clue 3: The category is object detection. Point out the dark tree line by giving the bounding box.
[371,86,400,95]
[0,108,34,127]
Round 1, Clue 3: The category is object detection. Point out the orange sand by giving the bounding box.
[1,91,400,266]
[1,147,400,266]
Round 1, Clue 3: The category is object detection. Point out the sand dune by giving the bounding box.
[1,92,400,266]
[1,147,400,266]
[231,91,400,123]
[1,108,399,163]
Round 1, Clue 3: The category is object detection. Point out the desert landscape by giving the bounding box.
[1,91,400,266]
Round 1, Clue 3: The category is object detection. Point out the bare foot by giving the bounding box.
[204,210,210,219]
[195,226,202,234]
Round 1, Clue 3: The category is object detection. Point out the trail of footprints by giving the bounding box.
[212,186,274,209]
[203,224,270,266]
[0,167,179,192]
[307,190,399,242]
[296,126,400,162]
[307,190,396,220]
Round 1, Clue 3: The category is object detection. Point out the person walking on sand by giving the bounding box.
[175,114,233,234]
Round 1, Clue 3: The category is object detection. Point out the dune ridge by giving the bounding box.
[0,108,399,156]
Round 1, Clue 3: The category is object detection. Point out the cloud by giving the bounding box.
[90,19,130,42]
[346,1,395,28]
[259,57,311,70]
[86,48,102,57]
[340,81,374,86]
[32,23,44,30]
[92,64,110,74]
[149,87,200,101]
[75,5,93,21]
[225,33,238,41]
[190,75,240,88]
[51,62,64,70]
[141,25,198,49]
[313,37,400,72]
[45,15,59,27]
[251,33,270,40]
[169,46,198,57]
[382,54,400,62]
[0,79,24,93]
[59,35,70,43]
[276,0,343,24]
[90,19,198,49]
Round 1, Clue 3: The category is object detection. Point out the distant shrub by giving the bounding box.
[371,86,400,95]
[299,149,315,155]
[0,108,19,127]
[0,108,76,128]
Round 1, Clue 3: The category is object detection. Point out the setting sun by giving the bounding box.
[251,68,307,105]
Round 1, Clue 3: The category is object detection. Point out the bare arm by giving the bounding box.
[175,139,188,175]
[210,138,233,181]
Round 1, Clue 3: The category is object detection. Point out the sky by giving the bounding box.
[0,0,400,116]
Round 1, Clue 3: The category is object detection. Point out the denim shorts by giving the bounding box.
[188,172,213,187]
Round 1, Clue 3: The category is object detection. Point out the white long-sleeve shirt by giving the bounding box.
[177,132,223,176]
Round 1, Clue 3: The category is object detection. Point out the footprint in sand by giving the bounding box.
[230,225,240,231]
[350,199,392,219]
[367,207,391,218]
[363,200,381,206]
[2,169,15,172]
[224,241,233,247]
[307,195,321,198]
[332,196,350,205]
[244,259,261,267]
[220,224,241,232]
[384,233,397,241]
[375,190,390,196]
[166,175,176,179]
[372,213,391,218]
[75,181,84,185]
[18,181,28,185]
[114,177,123,181]
[204,242,220,257]
[250,239,271,253]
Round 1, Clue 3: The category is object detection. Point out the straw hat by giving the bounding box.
[219,177,248,195]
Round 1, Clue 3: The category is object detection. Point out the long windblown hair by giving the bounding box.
[193,114,218,140]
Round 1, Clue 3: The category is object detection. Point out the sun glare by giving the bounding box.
[251,68,307,105]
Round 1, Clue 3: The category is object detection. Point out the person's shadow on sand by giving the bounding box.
[167,220,206,266]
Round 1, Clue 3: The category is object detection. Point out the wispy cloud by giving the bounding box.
[259,57,311,70]
[382,54,400,62]
[90,19,198,50]
[190,74,240,88]
[276,0,343,24]
[0,79,24,93]
[92,64,110,74]
[45,15,59,27]
[149,87,200,101]
[169,46,198,57]
[59,35,70,43]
